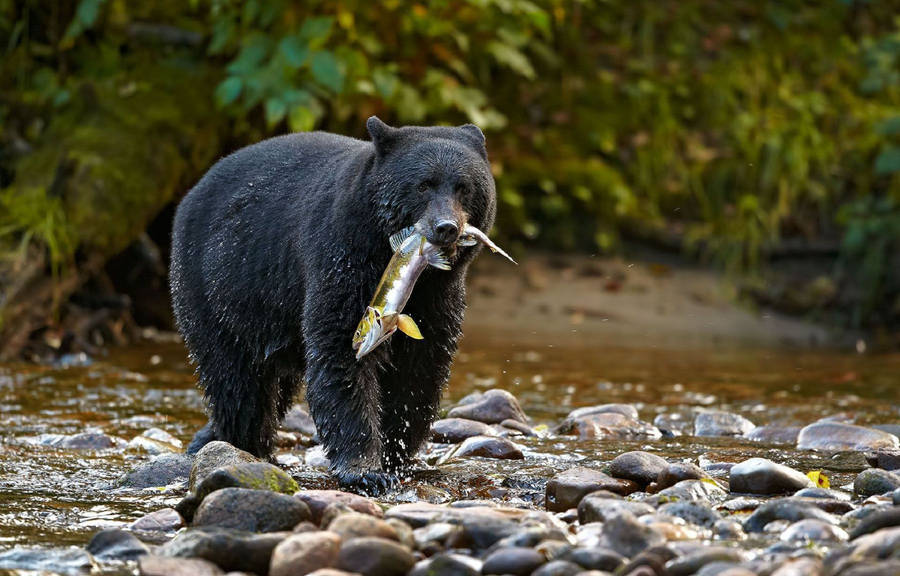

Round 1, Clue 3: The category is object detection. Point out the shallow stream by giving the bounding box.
[0,332,898,551]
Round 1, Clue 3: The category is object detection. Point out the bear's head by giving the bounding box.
[365,116,496,254]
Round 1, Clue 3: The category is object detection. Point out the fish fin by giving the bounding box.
[389,226,417,252]
[397,314,424,339]
[428,250,452,270]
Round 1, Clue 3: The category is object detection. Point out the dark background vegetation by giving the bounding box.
[1,0,899,359]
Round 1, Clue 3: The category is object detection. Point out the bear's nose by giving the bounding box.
[432,220,459,246]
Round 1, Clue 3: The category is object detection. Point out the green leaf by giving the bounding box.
[288,105,317,132]
[227,36,271,76]
[311,51,344,93]
[209,19,234,55]
[875,146,900,175]
[876,116,900,136]
[265,98,287,127]
[278,37,309,69]
[487,41,535,79]
[63,0,107,41]
[372,68,398,99]
[300,17,334,45]
[215,77,243,107]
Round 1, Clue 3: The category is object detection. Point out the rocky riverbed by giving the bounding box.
[2,357,900,576]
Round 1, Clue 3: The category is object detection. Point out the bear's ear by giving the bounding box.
[459,123,486,147]
[367,116,399,155]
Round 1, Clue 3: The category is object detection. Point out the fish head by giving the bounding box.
[353,307,397,360]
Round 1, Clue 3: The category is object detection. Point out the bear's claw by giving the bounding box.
[336,470,401,496]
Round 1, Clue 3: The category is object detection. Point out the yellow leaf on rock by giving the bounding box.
[807,470,830,488]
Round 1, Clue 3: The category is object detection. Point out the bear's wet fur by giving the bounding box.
[170,117,496,493]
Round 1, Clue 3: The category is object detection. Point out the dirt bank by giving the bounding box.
[464,252,840,350]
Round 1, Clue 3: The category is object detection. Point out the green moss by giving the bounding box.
[231,466,299,495]
[2,55,221,264]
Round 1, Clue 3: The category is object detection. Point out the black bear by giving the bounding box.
[170,116,496,493]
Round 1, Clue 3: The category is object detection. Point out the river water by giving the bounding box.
[0,332,898,550]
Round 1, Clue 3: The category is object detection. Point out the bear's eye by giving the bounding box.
[418,179,437,194]
[455,183,469,196]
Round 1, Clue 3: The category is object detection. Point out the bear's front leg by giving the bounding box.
[303,301,399,496]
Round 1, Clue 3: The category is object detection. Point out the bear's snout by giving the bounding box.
[431,219,460,247]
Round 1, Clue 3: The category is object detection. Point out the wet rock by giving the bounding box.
[129,427,184,454]
[481,546,545,575]
[666,548,746,576]
[558,547,625,572]
[728,458,813,495]
[545,467,637,512]
[499,419,535,437]
[195,462,299,501]
[849,507,900,539]
[894,488,900,505]
[840,526,900,560]
[578,494,654,523]
[307,570,362,576]
[745,426,801,444]
[296,490,383,525]
[0,546,95,576]
[657,479,727,503]
[193,487,310,532]
[189,441,259,491]
[594,511,665,559]
[834,561,900,576]
[451,435,523,460]
[282,405,317,436]
[854,468,900,497]
[139,555,224,576]
[385,518,415,549]
[38,430,126,450]
[693,411,755,437]
[609,451,668,487]
[780,519,848,543]
[431,418,494,443]
[567,403,639,420]
[413,521,459,549]
[654,412,693,436]
[447,389,527,424]
[451,508,562,550]
[658,501,722,529]
[874,424,900,438]
[556,412,662,441]
[120,453,193,488]
[797,422,900,452]
[794,487,851,500]
[770,557,824,576]
[158,527,288,574]
[129,508,185,543]
[713,519,746,540]
[87,528,150,561]
[865,448,900,471]
[337,536,416,576]
[743,498,838,532]
[328,512,399,542]
[649,520,701,542]
[409,553,481,576]
[385,502,449,528]
[531,559,582,576]
[269,531,342,576]
[657,462,706,490]
[321,503,363,528]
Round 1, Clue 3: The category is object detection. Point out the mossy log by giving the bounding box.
[0,59,222,359]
